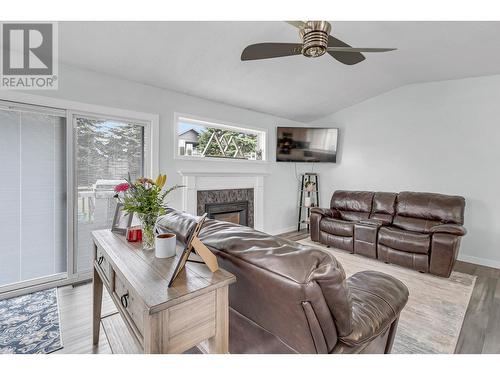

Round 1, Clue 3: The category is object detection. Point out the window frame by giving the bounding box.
[173,112,268,163]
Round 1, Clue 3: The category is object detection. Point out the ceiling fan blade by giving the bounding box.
[327,47,396,53]
[241,43,302,61]
[327,35,365,65]
[285,21,308,29]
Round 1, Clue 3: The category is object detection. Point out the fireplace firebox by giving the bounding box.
[197,188,254,227]
[205,201,249,226]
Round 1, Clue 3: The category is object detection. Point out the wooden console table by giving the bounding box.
[91,229,236,353]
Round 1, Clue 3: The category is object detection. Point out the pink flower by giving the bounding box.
[114,182,130,192]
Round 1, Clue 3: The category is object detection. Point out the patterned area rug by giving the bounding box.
[299,238,476,354]
[0,288,63,354]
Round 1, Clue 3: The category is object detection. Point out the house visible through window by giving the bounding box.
[176,116,266,161]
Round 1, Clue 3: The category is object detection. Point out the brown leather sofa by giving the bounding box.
[157,208,409,354]
[310,190,467,277]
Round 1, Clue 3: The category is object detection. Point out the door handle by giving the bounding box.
[97,256,104,265]
[120,292,129,308]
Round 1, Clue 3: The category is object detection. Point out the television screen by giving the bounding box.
[276,127,338,163]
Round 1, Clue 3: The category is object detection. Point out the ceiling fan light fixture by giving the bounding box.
[300,21,331,58]
[303,45,325,58]
[240,21,395,64]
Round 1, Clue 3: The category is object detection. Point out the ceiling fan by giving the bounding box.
[241,21,396,65]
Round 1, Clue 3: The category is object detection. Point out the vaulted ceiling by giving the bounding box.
[59,21,500,122]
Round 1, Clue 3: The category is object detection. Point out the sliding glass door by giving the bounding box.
[0,100,152,295]
[74,115,145,274]
[0,103,67,292]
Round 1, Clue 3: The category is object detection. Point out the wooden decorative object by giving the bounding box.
[168,213,218,287]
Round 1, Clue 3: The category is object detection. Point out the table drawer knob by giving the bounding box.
[120,292,129,308]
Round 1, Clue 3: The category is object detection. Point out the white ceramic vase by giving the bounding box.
[304,197,312,208]
[155,233,177,258]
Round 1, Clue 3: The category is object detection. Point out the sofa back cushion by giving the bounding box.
[155,207,198,243]
[370,192,397,224]
[393,191,465,233]
[330,190,374,222]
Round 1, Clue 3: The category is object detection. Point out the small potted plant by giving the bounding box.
[304,181,316,208]
[305,181,316,193]
[115,174,182,250]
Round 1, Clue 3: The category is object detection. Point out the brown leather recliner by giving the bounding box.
[310,190,374,252]
[311,190,467,278]
[157,209,409,354]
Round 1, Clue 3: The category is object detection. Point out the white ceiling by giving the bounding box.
[59,21,500,122]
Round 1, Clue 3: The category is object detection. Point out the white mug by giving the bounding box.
[155,233,177,258]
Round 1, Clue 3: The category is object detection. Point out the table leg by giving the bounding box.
[92,266,103,346]
[143,312,162,354]
[207,286,229,353]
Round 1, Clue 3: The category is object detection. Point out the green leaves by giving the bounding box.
[196,128,257,158]
[121,174,183,219]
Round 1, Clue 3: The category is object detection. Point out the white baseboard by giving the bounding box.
[267,225,298,236]
[458,254,500,269]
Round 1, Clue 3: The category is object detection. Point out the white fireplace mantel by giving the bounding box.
[178,170,267,231]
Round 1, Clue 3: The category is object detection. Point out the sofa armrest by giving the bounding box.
[310,208,340,242]
[430,224,467,236]
[310,207,340,218]
[429,232,463,277]
[339,271,408,347]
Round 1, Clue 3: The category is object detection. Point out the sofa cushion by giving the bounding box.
[370,192,397,224]
[320,217,354,237]
[378,226,431,254]
[339,211,370,222]
[392,215,441,233]
[378,245,429,273]
[320,232,354,252]
[396,191,465,224]
[331,191,374,213]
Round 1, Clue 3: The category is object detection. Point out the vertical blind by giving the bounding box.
[0,104,67,287]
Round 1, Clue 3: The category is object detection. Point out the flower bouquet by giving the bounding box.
[114,174,182,250]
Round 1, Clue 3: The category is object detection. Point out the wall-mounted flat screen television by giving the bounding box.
[276,127,338,163]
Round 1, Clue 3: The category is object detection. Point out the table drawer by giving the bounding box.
[95,246,112,283]
[114,273,145,335]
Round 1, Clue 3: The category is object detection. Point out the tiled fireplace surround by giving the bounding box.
[178,171,266,231]
[197,188,254,227]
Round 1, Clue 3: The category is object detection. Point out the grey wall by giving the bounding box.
[310,74,500,268]
[26,64,329,234]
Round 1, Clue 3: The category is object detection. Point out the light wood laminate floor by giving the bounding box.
[53,230,500,354]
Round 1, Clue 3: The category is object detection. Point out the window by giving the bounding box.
[175,115,266,161]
